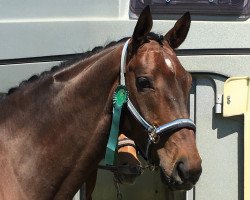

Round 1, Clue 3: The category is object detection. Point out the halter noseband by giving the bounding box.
[120,39,196,161]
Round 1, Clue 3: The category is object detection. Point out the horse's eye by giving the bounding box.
[136,77,153,91]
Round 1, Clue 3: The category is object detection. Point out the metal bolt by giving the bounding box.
[227,96,231,104]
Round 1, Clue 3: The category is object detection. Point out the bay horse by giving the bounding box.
[0,6,201,200]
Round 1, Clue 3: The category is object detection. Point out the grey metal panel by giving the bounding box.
[193,76,243,200]
[179,55,250,77]
[0,0,119,19]
[0,20,249,60]
[0,62,59,93]
[0,3,250,59]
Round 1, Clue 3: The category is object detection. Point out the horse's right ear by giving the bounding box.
[131,6,153,52]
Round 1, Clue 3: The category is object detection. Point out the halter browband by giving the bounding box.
[120,39,196,161]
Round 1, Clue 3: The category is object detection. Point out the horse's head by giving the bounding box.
[121,6,202,190]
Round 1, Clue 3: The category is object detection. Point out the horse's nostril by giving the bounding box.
[176,161,202,185]
[177,162,189,182]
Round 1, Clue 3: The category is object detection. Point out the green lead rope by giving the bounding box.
[104,85,128,165]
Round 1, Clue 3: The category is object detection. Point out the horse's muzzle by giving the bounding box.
[160,161,202,190]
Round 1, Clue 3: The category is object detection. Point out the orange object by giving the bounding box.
[118,134,139,160]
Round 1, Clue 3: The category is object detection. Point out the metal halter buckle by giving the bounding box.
[148,126,160,144]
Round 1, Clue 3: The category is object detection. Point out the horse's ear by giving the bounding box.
[164,12,191,49]
[131,6,153,51]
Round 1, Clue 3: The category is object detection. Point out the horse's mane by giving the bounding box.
[5,32,163,96]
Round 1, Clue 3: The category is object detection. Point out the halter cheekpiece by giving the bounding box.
[104,39,196,164]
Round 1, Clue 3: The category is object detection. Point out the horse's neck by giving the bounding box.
[0,44,123,200]
[53,45,118,82]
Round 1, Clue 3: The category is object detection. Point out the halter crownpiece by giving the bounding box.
[120,39,196,161]
[120,39,130,86]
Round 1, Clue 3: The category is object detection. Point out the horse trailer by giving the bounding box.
[0,1,249,200]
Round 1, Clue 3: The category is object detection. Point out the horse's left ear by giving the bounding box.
[164,12,191,49]
[131,6,153,52]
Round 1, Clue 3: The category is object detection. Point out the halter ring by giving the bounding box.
[148,126,160,144]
